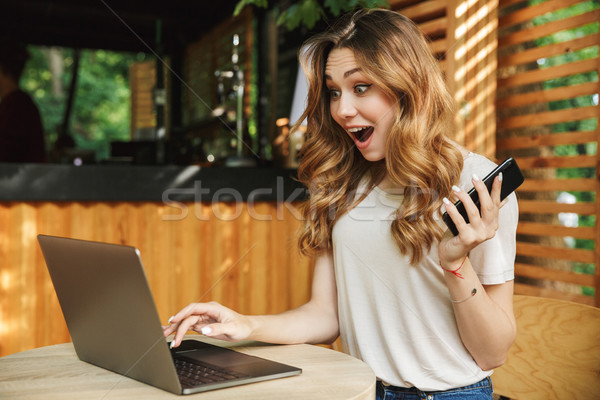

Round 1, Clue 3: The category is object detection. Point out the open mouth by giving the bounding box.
[348,126,374,143]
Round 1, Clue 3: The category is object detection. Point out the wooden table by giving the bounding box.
[0,336,375,399]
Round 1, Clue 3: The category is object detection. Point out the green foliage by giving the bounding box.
[277,0,324,31]
[235,0,389,30]
[234,0,268,16]
[71,50,141,158]
[21,48,66,146]
[21,47,147,160]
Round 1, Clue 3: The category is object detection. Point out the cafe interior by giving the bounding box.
[0,0,599,398]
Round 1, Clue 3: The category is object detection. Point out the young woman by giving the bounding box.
[164,8,518,399]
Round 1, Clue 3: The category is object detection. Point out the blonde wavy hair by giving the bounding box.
[296,8,463,264]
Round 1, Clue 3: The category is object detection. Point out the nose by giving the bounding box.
[333,94,358,120]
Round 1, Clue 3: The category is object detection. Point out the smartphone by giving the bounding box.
[442,157,524,236]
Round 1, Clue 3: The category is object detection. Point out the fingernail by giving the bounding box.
[201,327,212,335]
[168,316,174,324]
[442,197,451,205]
[170,341,175,349]
[498,172,503,182]
[452,185,461,193]
[472,174,480,182]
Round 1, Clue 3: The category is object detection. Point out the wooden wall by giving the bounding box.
[183,7,253,126]
[0,201,313,357]
[495,0,599,306]
[392,0,499,160]
[393,0,599,306]
[129,61,158,137]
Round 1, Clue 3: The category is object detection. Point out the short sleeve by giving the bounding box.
[468,192,518,284]
[457,154,518,285]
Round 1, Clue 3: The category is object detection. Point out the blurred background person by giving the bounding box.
[0,38,46,163]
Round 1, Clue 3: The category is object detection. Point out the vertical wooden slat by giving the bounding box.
[395,0,497,158]
[0,201,313,357]
[445,0,467,146]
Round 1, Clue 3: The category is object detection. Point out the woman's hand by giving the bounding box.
[438,173,505,268]
[164,250,339,348]
[163,301,253,348]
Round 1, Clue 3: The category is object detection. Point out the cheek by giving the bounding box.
[330,103,342,126]
[377,103,396,129]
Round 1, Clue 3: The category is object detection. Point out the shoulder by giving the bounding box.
[462,152,498,173]
[1,90,36,110]
[458,153,498,186]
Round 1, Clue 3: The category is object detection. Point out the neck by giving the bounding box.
[378,174,399,191]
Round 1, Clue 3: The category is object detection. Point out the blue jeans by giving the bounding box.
[375,377,493,400]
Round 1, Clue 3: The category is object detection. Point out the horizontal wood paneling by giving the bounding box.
[517,242,594,263]
[498,58,598,89]
[0,201,314,358]
[499,9,600,48]
[514,155,596,169]
[514,282,594,305]
[519,178,596,192]
[517,221,595,239]
[498,106,598,130]
[498,0,599,306]
[400,0,446,21]
[499,0,582,28]
[515,263,595,286]
[497,130,598,149]
[429,38,448,55]
[499,33,599,67]
[129,61,157,135]
[517,200,596,215]
[499,0,526,8]
[420,16,448,38]
[497,82,599,109]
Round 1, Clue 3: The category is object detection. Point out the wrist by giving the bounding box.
[440,255,468,279]
[245,315,258,338]
[246,314,269,341]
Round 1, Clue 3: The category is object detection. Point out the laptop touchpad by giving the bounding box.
[174,340,259,368]
[188,348,258,368]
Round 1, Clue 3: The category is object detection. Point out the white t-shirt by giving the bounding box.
[331,153,518,391]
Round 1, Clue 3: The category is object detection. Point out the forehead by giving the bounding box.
[325,48,359,78]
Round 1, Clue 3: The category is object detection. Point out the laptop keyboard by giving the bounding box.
[174,357,250,388]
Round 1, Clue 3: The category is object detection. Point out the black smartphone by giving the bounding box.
[442,157,524,236]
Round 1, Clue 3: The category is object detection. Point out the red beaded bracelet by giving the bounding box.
[440,255,467,279]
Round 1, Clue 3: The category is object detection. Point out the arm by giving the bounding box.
[440,174,517,370]
[164,249,339,347]
[443,259,516,370]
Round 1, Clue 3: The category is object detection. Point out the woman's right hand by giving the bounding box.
[163,301,253,348]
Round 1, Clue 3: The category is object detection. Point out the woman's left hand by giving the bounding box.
[438,173,506,268]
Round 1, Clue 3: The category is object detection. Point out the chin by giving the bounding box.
[360,151,385,162]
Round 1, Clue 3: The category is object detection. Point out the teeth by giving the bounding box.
[348,127,367,133]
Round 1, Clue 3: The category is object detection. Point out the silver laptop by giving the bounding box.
[37,234,301,395]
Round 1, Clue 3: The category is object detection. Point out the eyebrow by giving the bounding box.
[324,67,362,81]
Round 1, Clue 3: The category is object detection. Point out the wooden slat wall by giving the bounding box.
[0,202,313,357]
[496,0,599,306]
[183,7,253,126]
[392,0,499,159]
[394,0,600,306]
[129,61,156,137]
[129,60,171,139]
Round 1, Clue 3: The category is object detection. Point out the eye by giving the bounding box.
[328,88,341,100]
[354,84,371,95]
